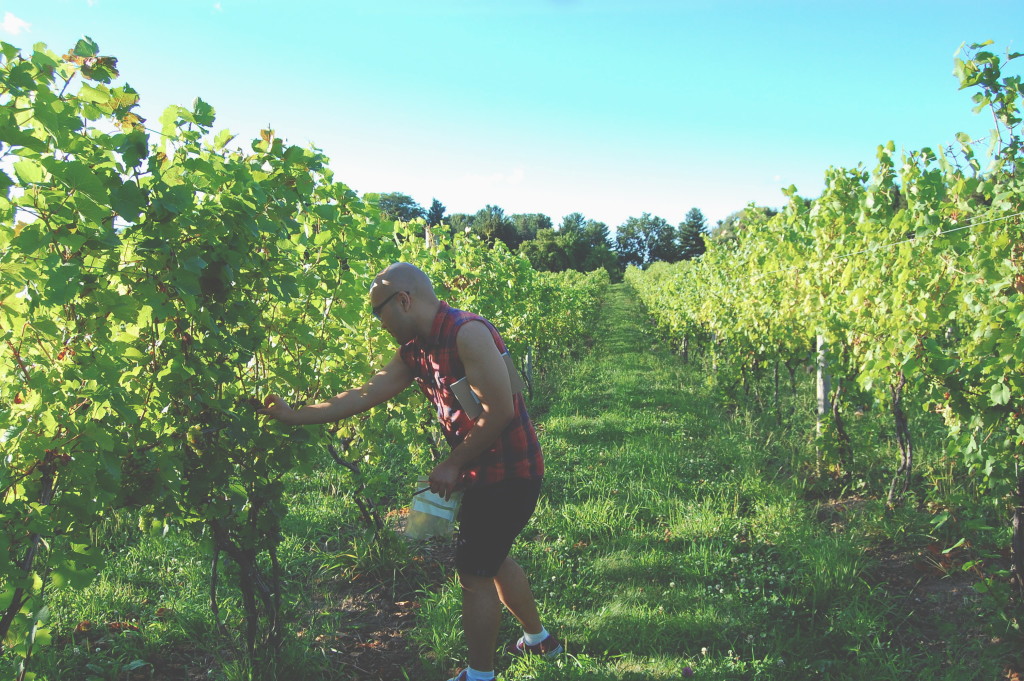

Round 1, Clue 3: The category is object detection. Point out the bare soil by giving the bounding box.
[295,533,457,681]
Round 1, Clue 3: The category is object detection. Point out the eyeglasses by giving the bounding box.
[372,290,407,319]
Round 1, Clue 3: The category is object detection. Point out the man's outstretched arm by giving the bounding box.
[260,353,414,426]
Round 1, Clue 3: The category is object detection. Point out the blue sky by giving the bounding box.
[2,0,1022,228]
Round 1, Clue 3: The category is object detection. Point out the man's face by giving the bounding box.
[369,286,411,343]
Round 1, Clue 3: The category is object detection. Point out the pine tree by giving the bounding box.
[426,198,446,227]
[678,207,708,260]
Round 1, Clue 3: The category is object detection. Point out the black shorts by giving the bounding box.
[455,477,542,578]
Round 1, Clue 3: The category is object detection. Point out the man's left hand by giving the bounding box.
[429,460,462,500]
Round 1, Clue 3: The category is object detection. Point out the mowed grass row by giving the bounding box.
[414,283,994,680]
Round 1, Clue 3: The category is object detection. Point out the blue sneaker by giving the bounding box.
[445,670,495,681]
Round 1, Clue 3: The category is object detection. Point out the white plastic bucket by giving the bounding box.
[405,476,461,540]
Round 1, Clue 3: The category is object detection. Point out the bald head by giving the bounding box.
[368,263,442,343]
[371,262,437,302]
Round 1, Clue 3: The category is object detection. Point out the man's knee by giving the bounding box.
[458,569,497,592]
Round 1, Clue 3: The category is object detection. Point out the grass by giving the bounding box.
[13,283,1021,680]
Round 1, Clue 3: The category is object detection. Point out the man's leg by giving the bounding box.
[460,571,501,673]
[460,557,543,673]
[493,557,542,635]
[454,478,545,676]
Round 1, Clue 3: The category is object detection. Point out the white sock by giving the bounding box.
[523,626,549,646]
[465,667,494,681]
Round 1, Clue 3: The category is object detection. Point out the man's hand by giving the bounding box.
[429,459,463,500]
[258,395,299,425]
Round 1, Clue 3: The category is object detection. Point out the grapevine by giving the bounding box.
[0,37,607,675]
[628,41,1024,600]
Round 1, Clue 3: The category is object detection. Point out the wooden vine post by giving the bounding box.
[815,333,831,475]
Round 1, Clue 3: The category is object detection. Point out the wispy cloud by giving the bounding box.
[1,12,31,36]
[213,3,223,12]
[459,167,526,189]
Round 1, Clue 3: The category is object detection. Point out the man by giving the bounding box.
[260,262,562,681]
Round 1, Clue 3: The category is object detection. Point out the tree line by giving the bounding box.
[373,192,740,279]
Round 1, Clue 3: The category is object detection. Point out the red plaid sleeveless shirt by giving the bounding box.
[400,301,543,485]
